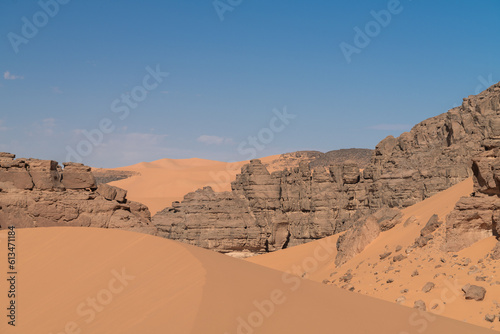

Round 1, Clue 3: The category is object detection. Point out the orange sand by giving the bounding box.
[249,178,500,331]
[0,227,494,334]
[108,155,280,215]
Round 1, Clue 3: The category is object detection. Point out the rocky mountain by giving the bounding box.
[153,82,500,254]
[263,148,373,171]
[91,168,139,184]
[0,153,155,234]
[308,148,373,168]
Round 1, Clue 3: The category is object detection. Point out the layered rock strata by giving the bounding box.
[0,153,155,234]
[154,83,500,253]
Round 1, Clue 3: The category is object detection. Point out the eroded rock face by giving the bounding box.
[155,83,500,253]
[445,145,500,251]
[0,154,155,234]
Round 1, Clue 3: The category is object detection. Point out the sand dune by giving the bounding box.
[107,155,280,215]
[248,178,500,331]
[0,227,494,334]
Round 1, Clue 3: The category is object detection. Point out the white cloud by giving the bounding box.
[41,118,56,136]
[197,135,233,145]
[25,118,58,137]
[367,124,411,131]
[3,71,24,80]
[51,86,63,94]
[0,120,8,131]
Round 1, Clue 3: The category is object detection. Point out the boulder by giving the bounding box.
[422,282,435,293]
[97,184,127,203]
[462,284,486,301]
[62,162,96,189]
[26,159,64,190]
[420,214,442,236]
[335,211,382,266]
[413,300,426,311]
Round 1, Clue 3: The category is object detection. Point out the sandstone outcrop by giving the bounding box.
[155,82,500,253]
[0,153,155,234]
[445,146,500,251]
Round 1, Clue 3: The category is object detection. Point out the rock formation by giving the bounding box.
[334,207,402,266]
[0,153,155,234]
[445,144,500,251]
[154,83,500,253]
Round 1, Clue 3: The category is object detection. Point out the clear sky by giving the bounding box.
[1,0,499,168]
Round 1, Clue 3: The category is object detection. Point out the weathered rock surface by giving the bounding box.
[0,154,155,234]
[62,162,96,189]
[490,242,500,260]
[155,82,500,253]
[445,146,500,251]
[335,209,396,266]
[414,300,427,311]
[462,284,486,301]
[422,282,435,293]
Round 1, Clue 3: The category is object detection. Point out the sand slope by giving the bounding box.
[0,227,494,334]
[108,155,280,215]
[249,178,500,331]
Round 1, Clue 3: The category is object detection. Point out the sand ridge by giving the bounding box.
[107,155,281,215]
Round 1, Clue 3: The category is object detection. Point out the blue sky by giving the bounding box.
[0,0,499,168]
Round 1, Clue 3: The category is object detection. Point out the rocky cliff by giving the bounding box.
[154,82,500,253]
[445,144,500,252]
[0,153,155,234]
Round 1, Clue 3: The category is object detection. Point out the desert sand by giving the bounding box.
[0,226,494,334]
[249,177,500,331]
[108,155,280,215]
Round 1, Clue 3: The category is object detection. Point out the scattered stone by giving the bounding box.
[392,254,407,262]
[422,282,435,293]
[462,284,487,301]
[339,273,353,283]
[490,242,500,260]
[485,314,496,322]
[420,214,442,236]
[414,300,426,311]
[396,296,406,304]
[379,252,392,260]
[414,235,434,248]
